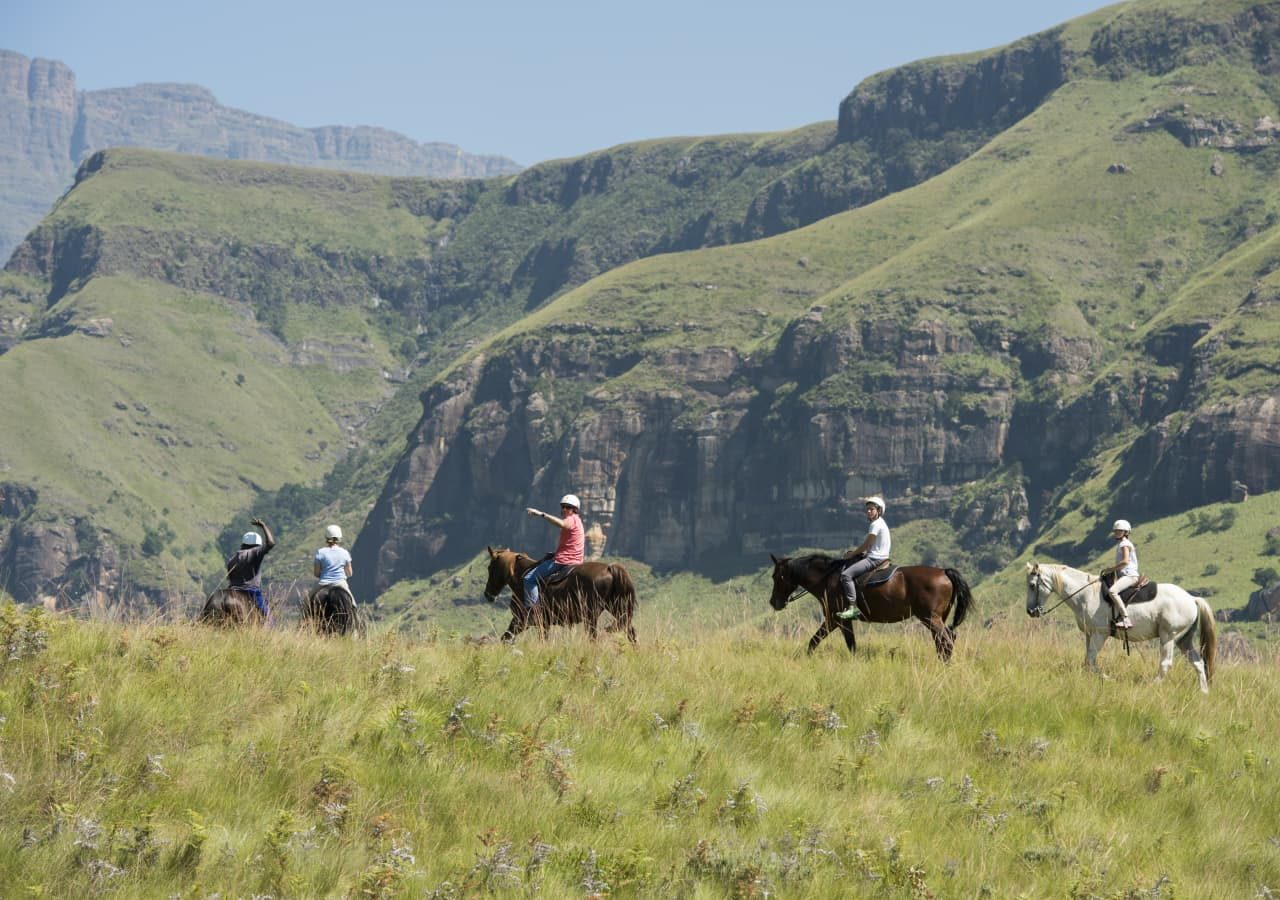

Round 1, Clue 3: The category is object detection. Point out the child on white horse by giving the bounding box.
[1101,518,1138,629]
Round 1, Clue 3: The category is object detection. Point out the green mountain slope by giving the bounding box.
[6,0,1280,620]
[357,0,1280,606]
[0,18,1058,608]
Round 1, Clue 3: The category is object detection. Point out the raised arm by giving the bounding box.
[252,517,275,550]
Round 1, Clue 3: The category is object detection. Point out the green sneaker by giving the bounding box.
[836,605,860,620]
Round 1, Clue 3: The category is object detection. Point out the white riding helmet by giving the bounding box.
[1112,519,1132,533]
[325,524,343,541]
[864,495,886,512]
[242,531,263,547]
[559,494,581,511]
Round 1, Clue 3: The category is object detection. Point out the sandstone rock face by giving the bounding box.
[838,32,1067,145]
[1127,393,1280,516]
[0,48,521,263]
[352,317,1030,595]
[0,51,81,266]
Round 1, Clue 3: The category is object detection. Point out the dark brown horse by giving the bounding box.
[199,588,267,627]
[768,553,972,660]
[301,584,365,637]
[483,546,637,643]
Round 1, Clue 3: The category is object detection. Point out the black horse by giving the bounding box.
[199,588,267,627]
[483,546,637,643]
[301,584,365,637]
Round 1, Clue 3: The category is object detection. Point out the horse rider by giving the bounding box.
[836,496,891,620]
[1101,518,1138,629]
[226,517,274,619]
[523,493,585,608]
[314,524,354,601]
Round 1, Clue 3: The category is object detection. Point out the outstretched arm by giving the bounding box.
[526,508,567,530]
[253,517,275,550]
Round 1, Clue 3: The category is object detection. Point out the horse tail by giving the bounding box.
[608,563,638,641]
[1196,596,1216,684]
[944,569,973,631]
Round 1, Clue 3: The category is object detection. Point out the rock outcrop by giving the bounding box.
[0,48,521,263]
[353,314,1030,595]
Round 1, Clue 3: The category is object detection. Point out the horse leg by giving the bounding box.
[1084,631,1107,672]
[807,620,833,654]
[1156,635,1177,682]
[1183,645,1209,694]
[838,618,856,652]
[502,613,525,643]
[925,615,953,662]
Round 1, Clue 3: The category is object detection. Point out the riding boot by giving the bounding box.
[836,584,861,620]
[1110,592,1133,629]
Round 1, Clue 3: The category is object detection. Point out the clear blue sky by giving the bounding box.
[6,0,1110,166]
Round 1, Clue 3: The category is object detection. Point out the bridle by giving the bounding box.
[1029,563,1098,617]
[775,557,837,608]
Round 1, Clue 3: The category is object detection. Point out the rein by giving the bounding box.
[1034,567,1100,616]
[783,557,842,607]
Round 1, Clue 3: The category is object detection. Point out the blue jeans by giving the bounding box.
[237,586,270,620]
[523,559,568,607]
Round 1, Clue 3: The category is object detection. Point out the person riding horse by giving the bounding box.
[523,493,585,608]
[836,496,890,621]
[1101,518,1139,629]
[226,517,274,620]
[313,524,354,600]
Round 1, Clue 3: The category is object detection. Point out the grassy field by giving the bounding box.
[1,601,1276,898]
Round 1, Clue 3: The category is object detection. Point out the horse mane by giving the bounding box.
[789,553,839,580]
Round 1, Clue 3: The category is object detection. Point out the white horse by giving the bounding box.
[1024,562,1216,693]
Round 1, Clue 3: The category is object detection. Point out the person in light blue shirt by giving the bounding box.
[313,523,354,598]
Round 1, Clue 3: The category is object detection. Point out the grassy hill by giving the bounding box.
[1,605,1276,896]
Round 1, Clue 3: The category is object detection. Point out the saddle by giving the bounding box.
[855,558,898,589]
[545,566,578,587]
[536,554,578,588]
[1101,572,1156,606]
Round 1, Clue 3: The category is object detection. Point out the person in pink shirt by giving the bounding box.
[523,493,585,607]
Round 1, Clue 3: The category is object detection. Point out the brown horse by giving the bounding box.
[768,553,972,660]
[301,584,365,637]
[199,588,267,627]
[483,546,637,643]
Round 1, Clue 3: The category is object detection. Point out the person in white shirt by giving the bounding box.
[313,524,354,599]
[836,496,891,620]
[1101,518,1138,629]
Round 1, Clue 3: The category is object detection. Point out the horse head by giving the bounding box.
[768,554,796,610]
[1025,562,1051,617]
[483,546,511,602]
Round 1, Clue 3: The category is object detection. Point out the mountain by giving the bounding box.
[353,0,1280,596]
[3,0,1280,616]
[0,48,522,264]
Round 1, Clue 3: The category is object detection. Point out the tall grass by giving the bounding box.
[2,602,1276,897]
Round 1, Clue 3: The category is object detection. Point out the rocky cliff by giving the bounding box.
[351,0,1280,598]
[0,48,520,264]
